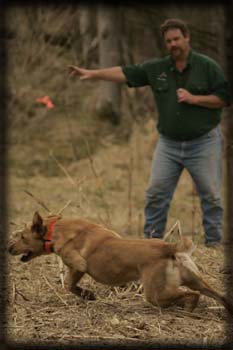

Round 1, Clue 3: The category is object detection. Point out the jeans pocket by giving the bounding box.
[206,125,221,139]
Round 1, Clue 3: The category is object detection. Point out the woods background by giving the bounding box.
[5,3,232,233]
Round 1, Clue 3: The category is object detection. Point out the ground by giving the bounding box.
[6,120,230,347]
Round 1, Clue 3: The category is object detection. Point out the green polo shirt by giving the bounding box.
[122,50,230,141]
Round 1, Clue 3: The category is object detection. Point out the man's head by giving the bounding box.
[160,19,190,60]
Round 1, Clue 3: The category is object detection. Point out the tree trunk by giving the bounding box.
[96,5,121,125]
[79,5,94,66]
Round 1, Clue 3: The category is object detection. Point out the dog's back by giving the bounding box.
[79,235,192,285]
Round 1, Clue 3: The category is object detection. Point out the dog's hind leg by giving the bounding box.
[151,288,200,312]
[181,266,233,315]
[65,268,96,300]
[175,252,233,315]
[142,260,200,312]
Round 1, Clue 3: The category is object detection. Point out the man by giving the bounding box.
[68,18,230,247]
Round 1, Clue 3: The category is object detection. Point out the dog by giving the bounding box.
[8,212,233,314]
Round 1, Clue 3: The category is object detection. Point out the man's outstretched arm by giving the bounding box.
[68,65,127,83]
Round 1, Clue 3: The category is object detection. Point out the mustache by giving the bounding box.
[170,47,183,55]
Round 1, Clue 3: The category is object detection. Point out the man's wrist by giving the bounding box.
[91,70,99,79]
[191,95,199,105]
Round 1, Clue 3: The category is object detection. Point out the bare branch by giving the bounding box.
[163,220,182,241]
[49,151,76,186]
[23,190,51,213]
[57,200,72,216]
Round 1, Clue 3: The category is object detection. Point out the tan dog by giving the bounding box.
[8,212,233,314]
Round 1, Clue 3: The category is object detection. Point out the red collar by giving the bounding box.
[44,219,57,253]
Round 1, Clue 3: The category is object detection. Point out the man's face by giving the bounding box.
[164,28,190,60]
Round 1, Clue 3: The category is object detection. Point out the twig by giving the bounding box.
[82,137,111,226]
[49,151,76,186]
[127,150,133,234]
[163,221,178,241]
[82,137,98,178]
[172,309,221,322]
[23,189,51,213]
[177,220,182,236]
[163,220,182,241]
[60,334,126,340]
[191,181,197,237]
[49,152,88,219]
[43,275,68,306]
[15,287,30,301]
[57,200,72,216]
[76,175,87,187]
[64,109,79,162]
[12,282,16,304]
[56,256,65,289]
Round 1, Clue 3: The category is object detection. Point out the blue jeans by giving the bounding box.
[144,125,223,245]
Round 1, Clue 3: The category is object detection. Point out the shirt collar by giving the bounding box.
[169,49,193,73]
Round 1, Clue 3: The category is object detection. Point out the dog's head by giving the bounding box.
[8,211,52,262]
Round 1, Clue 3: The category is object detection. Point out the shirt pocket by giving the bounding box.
[154,79,169,92]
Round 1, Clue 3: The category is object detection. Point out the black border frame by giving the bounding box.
[1,1,233,349]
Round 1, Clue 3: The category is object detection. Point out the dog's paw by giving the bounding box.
[184,292,200,312]
[81,289,96,301]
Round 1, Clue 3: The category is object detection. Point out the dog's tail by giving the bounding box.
[174,236,194,254]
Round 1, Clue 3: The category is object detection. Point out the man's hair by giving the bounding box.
[160,18,190,38]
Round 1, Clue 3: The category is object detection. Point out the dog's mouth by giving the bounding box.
[20,251,34,262]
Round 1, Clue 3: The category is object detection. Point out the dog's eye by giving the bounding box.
[21,234,27,242]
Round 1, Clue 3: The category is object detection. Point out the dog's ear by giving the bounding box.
[31,212,45,236]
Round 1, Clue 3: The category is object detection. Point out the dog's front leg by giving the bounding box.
[65,268,96,301]
[61,250,87,273]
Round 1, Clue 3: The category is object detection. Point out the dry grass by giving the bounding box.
[6,120,230,347]
[6,251,228,347]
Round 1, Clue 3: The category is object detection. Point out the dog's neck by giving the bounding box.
[44,219,58,253]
